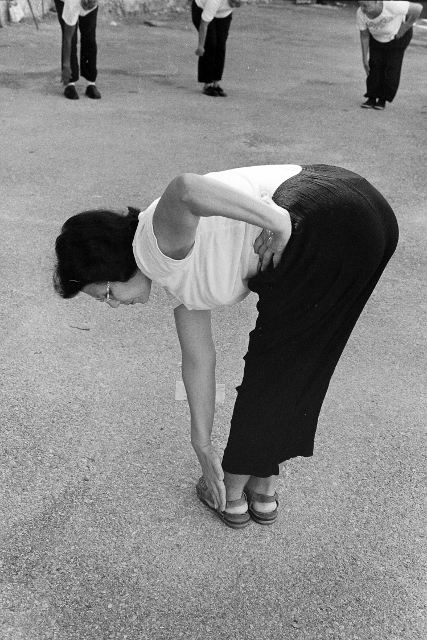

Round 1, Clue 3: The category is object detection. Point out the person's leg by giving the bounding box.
[223,166,399,520]
[223,472,250,513]
[365,36,383,101]
[191,0,217,89]
[54,0,79,83]
[380,29,412,103]
[223,469,281,515]
[79,7,98,84]
[212,13,232,87]
[221,469,283,515]
[245,462,284,512]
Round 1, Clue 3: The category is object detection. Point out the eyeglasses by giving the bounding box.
[96,281,111,303]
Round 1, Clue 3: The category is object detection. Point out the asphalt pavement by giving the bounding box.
[1,2,426,639]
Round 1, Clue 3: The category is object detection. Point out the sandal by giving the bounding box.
[196,476,251,529]
[244,486,279,525]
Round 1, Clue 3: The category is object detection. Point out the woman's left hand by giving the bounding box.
[254,193,291,271]
[395,24,408,39]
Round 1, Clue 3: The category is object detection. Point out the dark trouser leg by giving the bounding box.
[222,166,399,478]
[367,29,412,102]
[79,7,98,83]
[366,35,384,100]
[212,14,232,82]
[199,21,217,83]
[54,0,79,82]
[381,29,412,102]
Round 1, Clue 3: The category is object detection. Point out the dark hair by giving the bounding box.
[54,207,140,298]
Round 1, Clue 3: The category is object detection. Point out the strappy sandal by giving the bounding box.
[244,486,279,525]
[196,476,251,529]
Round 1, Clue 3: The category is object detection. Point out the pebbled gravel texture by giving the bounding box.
[1,3,426,639]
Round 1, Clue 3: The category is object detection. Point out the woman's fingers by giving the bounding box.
[216,481,227,512]
[253,232,263,253]
[272,247,285,268]
[254,229,270,254]
[210,461,226,510]
[260,247,273,271]
[198,445,226,511]
[258,235,285,270]
[207,476,226,511]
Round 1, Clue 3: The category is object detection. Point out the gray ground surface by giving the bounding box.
[1,2,426,639]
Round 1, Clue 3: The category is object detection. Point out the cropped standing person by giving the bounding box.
[54,0,102,100]
[357,1,422,110]
[54,164,399,529]
[191,0,245,97]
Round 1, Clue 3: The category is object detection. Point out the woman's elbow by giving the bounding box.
[169,173,200,204]
[414,4,423,18]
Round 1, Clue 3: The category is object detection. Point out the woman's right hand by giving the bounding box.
[195,46,205,57]
[193,442,226,511]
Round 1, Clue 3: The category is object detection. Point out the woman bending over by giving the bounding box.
[54,164,398,529]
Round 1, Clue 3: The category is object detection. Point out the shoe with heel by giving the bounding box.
[196,476,251,529]
[244,486,279,525]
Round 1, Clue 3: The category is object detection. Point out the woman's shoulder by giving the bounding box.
[137,197,161,222]
[132,197,160,251]
[383,1,410,14]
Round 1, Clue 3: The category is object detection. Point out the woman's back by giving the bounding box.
[133,165,301,310]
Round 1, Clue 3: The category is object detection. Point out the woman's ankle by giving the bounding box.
[245,477,278,512]
[245,477,277,496]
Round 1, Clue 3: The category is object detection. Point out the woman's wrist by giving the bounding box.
[191,429,213,450]
[192,439,213,454]
[260,192,290,234]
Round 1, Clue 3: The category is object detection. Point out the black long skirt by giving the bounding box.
[222,165,399,478]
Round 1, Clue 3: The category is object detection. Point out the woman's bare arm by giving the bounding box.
[174,304,226,511]
[153,172,292,268]
[360,30,370,74]
[195,19,209,56]
[396,3,422,38]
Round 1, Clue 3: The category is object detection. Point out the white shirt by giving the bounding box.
[132,165,302,311]
[194,0,233,22]
[62,0,97,27]
[356,1,410,43]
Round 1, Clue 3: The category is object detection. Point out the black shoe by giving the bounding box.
[214,85,227,97]
[203,85,218,97]
[361,98,376,109]
[373,99,386,110]
[85,85,101,99]
[64,84,79,100]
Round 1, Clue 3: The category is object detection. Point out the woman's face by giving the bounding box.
[81,0,97,10]
[82,270,152,308]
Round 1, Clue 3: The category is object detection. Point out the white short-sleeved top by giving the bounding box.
[194,0,233,22]
[62,0,97,26]
[356,1,410,42]
[132,165,302,311]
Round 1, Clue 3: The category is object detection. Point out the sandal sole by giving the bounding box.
[248,507,278,525]
[196,491,251,529]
